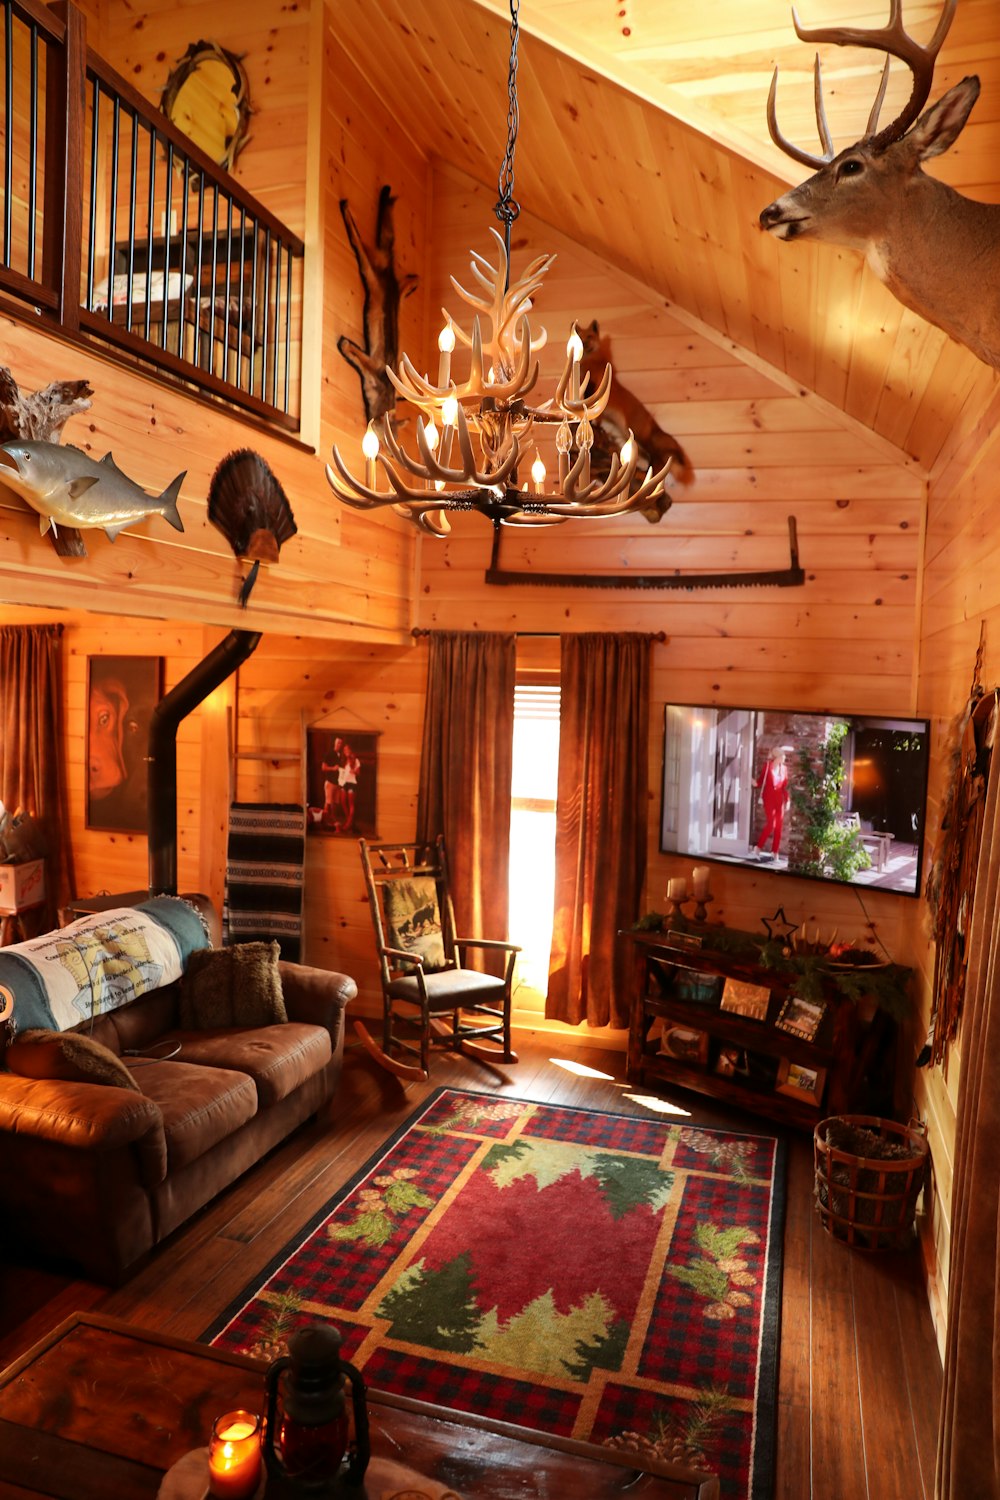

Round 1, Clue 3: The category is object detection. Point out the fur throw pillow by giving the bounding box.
[6,1029,140,1091]
[179,941,287,1029]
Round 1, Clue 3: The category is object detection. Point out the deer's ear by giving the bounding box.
[910,76,980,161]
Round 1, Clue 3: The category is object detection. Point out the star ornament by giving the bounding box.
[762,907,800,945]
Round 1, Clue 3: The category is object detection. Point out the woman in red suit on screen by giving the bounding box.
[753,745,792,861]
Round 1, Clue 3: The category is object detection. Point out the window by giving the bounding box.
[508,680,560,1005]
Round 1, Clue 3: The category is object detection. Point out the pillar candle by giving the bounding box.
[667,877,687,900]
[691,866,710,898]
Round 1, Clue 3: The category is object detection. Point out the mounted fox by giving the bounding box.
[758,1,1000,370]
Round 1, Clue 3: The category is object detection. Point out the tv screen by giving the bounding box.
[660,704,930,898]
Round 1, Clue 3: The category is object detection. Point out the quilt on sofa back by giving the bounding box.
[0,896,210,1033]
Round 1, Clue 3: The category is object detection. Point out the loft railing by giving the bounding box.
[0,0,303,430]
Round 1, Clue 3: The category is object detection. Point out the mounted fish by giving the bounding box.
[207,448,297,607]
[0,440,185,542]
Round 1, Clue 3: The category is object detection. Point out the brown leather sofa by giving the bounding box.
[0,899,356,1283]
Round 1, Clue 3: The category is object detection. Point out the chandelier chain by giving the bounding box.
[494,0,521,250]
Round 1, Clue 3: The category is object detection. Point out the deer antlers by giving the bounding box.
[767,0,958,168]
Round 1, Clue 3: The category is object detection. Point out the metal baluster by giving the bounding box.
[125,106,138,329]
[208,180,220,377]
[144,123,155,342]
[107,93,120,321]
[86,73,100,311]
[223,192,233,382]
[284,245,293,413]
[3,6,12,267]
[236,207,246,390]
[248,216,259,397]
[271,240,282,409]
[178,156,190,360]
[27,21,38,279]
[261,227,272,407]
[193,175,205,370]
[161,142,173,349]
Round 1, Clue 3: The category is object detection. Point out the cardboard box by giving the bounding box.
[0,859,45,913]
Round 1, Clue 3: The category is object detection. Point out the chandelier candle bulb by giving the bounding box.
[361,424,379,490]
[208,1411,262,1500]
[437,322,455,386]
[567,329,583,403]
[531,455,546,494]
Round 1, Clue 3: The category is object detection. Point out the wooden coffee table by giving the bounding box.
[0,1313,718,1499]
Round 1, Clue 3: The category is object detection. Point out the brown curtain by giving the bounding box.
[0,625,74,933]
[415,631,516,941]
[936,691,1000,1500]
[546,633,650,1028]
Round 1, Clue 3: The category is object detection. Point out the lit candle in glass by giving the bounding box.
[566,328,583,403]
[437,322,455,386]
[208,1411,262,1500]
[692,866,710,898]
[361,423,379,490]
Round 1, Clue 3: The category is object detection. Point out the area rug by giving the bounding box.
[204,1089,786,1499]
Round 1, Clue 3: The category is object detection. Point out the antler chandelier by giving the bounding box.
[326,0,674,536]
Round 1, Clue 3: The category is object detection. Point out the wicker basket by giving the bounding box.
[814,1114,928,1251]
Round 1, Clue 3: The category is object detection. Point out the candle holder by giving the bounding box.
[208,1410,263,1500]
[664,891,714,924]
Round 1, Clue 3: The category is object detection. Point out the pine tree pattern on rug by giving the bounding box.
[207,1089,785,1500]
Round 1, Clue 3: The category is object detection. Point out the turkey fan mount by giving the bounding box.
[208,449,298,607]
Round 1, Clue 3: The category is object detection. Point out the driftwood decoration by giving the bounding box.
[207,449,297,607]
[337,185,418,425]
[0,366,93,556]
[579,320,692,522]
[485,515,805,591]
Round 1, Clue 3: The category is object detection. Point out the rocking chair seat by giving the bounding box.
[387,967,507,1007]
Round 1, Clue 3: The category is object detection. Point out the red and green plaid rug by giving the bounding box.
[205,1089,785,1499]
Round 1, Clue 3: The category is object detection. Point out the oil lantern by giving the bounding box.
[262,1324,370,1496]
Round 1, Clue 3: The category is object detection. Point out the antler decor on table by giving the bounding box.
[759,1,1000,370]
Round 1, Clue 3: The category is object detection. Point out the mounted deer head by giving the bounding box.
[758,2,1000,370]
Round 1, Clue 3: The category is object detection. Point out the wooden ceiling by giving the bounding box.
[338,0,1000,479]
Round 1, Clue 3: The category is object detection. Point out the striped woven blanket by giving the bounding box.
[224,803,305,962]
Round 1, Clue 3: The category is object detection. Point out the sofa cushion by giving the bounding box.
[7,1029,141,1092]
[134,1060,258,1171]
[169,1024,332,1107]
[179,942,288,1029]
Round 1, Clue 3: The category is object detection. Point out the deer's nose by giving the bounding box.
[759,202,783,230]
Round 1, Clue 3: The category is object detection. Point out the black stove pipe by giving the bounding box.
[147,627,262,896]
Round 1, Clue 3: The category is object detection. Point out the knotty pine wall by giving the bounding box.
[903,387,1000,1352]
[417,164,926,972]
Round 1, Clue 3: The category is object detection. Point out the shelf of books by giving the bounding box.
[623,930,878,1130]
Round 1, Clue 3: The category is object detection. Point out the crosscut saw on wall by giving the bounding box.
[485,515,805,590]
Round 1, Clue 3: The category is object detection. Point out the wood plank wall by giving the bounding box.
[416,164,926,979]
[906,398,1000,1353]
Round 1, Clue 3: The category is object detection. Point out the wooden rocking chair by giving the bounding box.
[356,836,520,1082]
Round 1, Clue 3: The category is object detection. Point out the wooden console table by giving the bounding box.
[0,1313,718,1499]
[624,928,894,1130]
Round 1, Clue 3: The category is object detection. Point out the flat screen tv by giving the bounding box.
[660,704,930,898]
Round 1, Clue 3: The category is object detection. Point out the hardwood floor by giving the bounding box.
[0,1033,942,1499]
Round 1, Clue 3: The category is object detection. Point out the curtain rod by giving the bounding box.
[410,629,667,641]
